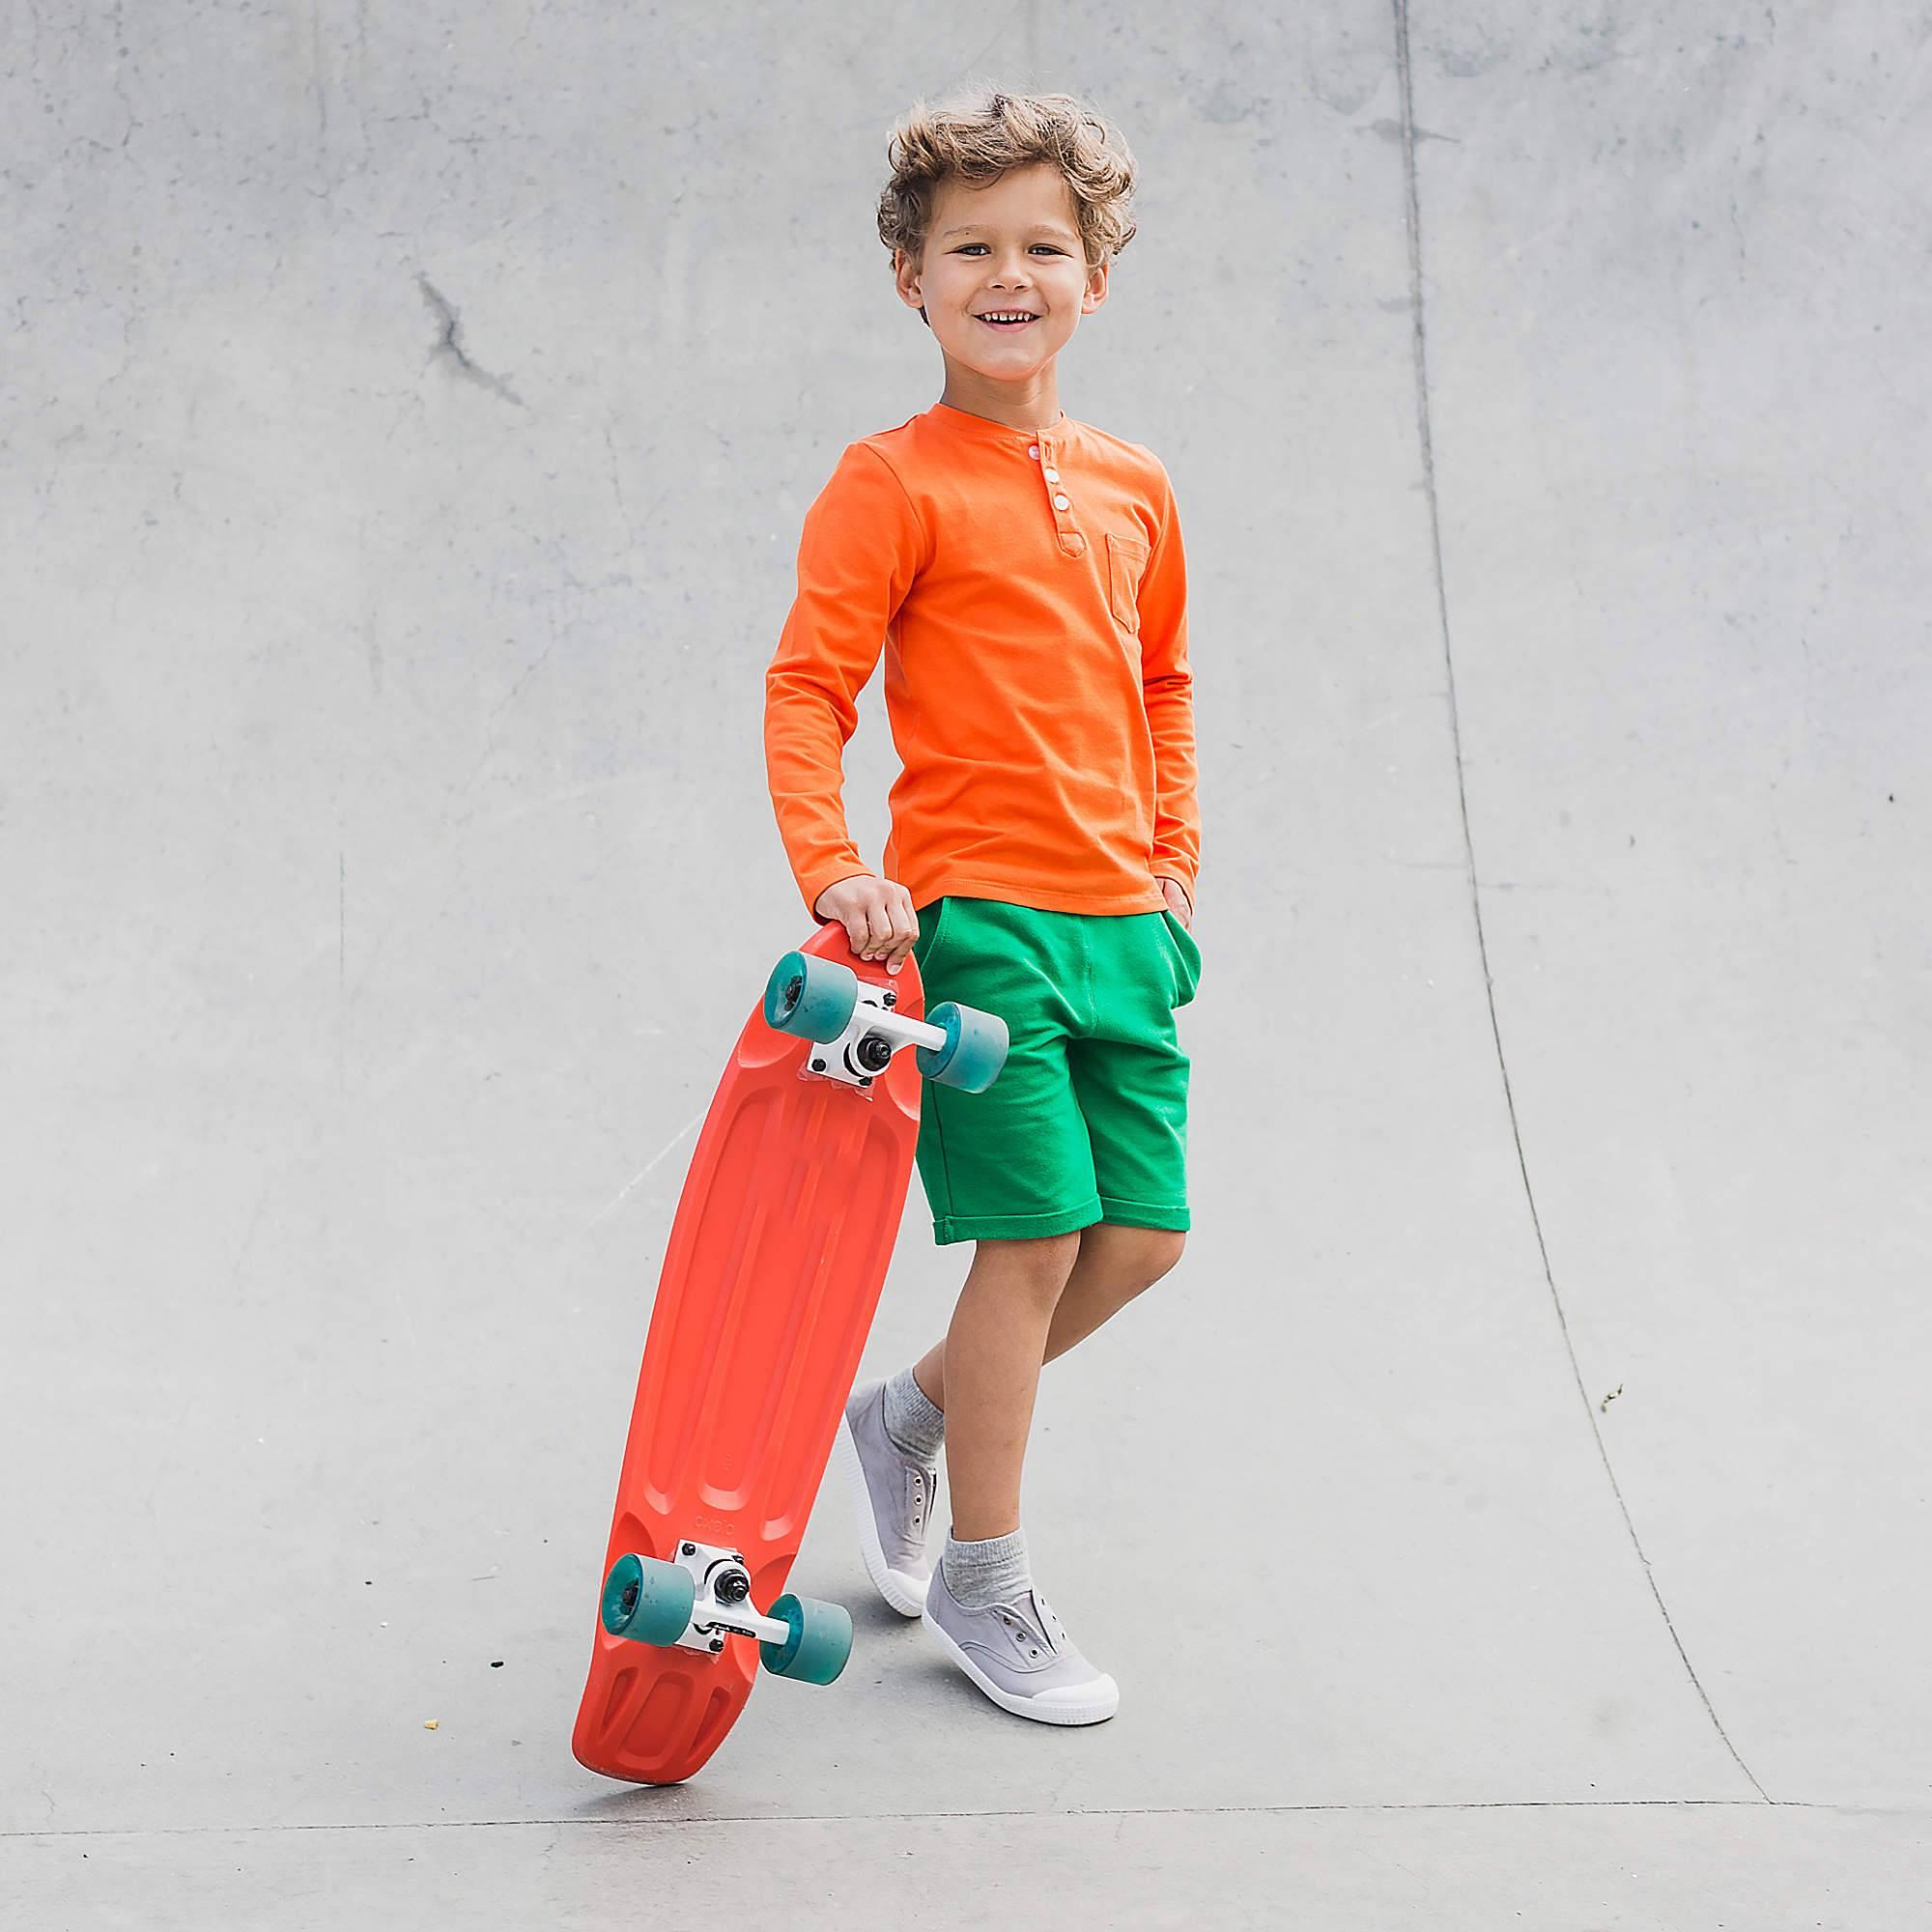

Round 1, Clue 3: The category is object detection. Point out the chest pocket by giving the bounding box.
[1105,531,1150,633]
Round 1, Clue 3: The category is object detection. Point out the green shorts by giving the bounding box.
[909,895,1203,1246]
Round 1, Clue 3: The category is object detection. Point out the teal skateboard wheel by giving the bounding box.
[915,1002,1009,1093]
[758,1593,854,1685]
[763,952,859,1042]
[601,1554,697,1646]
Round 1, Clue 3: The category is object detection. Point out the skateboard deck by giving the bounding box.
[571,922,959,1784]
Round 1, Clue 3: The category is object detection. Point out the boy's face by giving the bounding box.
[895,162,1108,383]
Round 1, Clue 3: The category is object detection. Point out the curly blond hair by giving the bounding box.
[876,83,1140,297]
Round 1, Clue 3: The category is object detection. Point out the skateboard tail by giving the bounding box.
[570,1636,753,1783]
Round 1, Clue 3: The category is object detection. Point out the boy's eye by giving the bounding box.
[956,243,1064,255]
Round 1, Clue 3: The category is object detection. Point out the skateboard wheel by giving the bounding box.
[763,952,859,1042]
[914,1003,1009,1094]
[601,1554,697,1646]
[758,1593,853,1685]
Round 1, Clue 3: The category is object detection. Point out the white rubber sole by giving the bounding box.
[836,1407,931,1619]
[920,1603,1122,1726]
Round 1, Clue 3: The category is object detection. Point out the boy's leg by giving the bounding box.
[915,1228,1122,1725]
[932,1231,1080,1541]
[910,1220,1184,1413]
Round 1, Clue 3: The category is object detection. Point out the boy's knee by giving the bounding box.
[1145,1229,1186,1282]
[977,1230,1082,1299]
[1127,1228,1186,1289]
[1080,1221,1186,1286]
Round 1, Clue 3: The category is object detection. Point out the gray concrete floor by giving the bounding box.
[4,4,1927,1926]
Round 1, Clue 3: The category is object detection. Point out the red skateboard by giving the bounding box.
[571,919,1008,1784]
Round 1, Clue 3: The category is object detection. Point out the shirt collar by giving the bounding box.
[927,400,1069,442]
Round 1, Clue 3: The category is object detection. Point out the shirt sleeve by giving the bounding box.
[1137,461,1200,910]
[763,441,929,920]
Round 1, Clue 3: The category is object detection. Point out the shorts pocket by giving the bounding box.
[1105,531,1150,631]
[913,895,956,976]
[1159,907,1202,1006]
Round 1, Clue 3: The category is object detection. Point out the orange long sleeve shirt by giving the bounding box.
[763,400,1199,922]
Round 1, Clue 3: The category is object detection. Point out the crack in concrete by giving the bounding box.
[446,623,563,817]
[309,0,329,148]
[2,1795,1890,1841]
[415,272,526,408]
[603,419,631,528]
[586,1108,708,1231]
[1388,0,1772,1808]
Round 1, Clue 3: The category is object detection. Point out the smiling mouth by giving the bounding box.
[977,314,1039,330]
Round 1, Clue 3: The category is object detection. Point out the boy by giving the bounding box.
[763,86,1201,1726]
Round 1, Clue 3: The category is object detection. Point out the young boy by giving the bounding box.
[762,86,1201,1727]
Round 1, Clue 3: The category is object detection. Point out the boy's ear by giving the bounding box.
[893,247,932,327]
[893,244,920,306]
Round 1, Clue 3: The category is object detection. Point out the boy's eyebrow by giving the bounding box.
[937,222,1078,241]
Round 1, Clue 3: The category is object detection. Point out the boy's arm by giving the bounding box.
[764,442,928,920]
[1138,462,1200,913]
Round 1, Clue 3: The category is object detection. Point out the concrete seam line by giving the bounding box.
[1388,0,1771,1805]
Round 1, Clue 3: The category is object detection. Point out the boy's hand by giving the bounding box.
[813,874,920,974]
[1156,875,1194,929]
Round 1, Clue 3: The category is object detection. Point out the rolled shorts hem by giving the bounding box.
[930,1197,1105,1246]
[1094,1196,1191,1233]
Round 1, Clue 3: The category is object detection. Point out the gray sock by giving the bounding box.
[880,1364,945,1464]
[941,1525,1030,1609]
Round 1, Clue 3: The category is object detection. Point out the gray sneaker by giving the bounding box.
[836,1378,939,1617]
[923,1553,1121,1725]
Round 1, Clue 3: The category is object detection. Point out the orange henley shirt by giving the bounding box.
[763,399,1199,923]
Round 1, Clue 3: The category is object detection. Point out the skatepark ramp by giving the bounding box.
[2,5,1924,1922]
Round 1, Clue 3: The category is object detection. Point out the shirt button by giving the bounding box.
[1028,445,1040,459]
[1053,494,1070,510]
[1043,467,1060,482]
